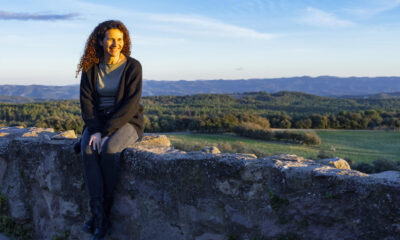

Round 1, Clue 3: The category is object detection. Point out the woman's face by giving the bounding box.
[100,28,124,58]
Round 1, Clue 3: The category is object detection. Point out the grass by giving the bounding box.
[164,130,400,164]
[316,130,400,163]
[166,133,319,159]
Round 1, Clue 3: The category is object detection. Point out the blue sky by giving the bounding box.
[1,0,400,85]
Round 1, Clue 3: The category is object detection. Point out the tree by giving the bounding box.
[294,118,312,129]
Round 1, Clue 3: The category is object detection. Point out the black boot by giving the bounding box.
[82,200,96,234]
[104,197,114,230]
[91,199,109,240]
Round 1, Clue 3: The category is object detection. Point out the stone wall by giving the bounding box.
[0,127,400,240]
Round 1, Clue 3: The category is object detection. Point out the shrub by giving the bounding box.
[232,122,274,141]
[372,158,399,172]
[233,124,321,146]
[170,139,204,152]
[302,132,322,145]
[352,162,375,173]
[215,142,233,152]
[275,131,321,146]
[239,121,265,130]
[352,158,399,173]
[317,149,334,159]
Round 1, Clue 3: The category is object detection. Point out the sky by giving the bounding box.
[0,0,400,85]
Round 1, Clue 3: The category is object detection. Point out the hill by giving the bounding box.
[0,76,400,100]
[338,92,400,99]
[143,76,400,97]
[0,84,79,99]
[0,95,36,103]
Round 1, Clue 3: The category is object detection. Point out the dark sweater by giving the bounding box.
[80,57,144,138]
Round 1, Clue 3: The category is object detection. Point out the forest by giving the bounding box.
[0,91,399,135]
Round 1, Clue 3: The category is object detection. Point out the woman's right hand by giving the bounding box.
[89,132,102,152]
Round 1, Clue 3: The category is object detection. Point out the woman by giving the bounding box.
[76,20,144,240]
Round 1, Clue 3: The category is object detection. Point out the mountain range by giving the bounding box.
[0,76,399,100]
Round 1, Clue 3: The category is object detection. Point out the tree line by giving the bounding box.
[0,92,399,135]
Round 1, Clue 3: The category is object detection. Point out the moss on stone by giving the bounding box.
[0,192,33,240]
[267,189,289,212]
[296,218,309,229]
[227,235,239,240]
[51,230,70,240]
[0,193,7,215]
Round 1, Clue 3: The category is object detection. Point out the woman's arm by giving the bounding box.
[80,69,103,135]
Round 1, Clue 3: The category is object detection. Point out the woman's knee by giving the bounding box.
[100,124,138,155]
[101,139,121,155]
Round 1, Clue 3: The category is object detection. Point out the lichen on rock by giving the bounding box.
[318,157,351,170]
[51,130,77,139]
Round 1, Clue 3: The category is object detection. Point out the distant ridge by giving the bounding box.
[0,95,36,103]
[143,76,400,97]
[0,76,399,100]
[0,84,79,100]
[338,92,400,99]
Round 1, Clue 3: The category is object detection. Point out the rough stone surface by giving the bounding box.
[0,127,399,240]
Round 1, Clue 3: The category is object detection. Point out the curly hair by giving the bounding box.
[76,20,131,77]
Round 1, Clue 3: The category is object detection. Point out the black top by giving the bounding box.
[80,57,144,138]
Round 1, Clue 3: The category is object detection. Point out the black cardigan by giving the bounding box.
[80,57,144,138]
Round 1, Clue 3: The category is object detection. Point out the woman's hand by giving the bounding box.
[89,132,101,152]
[89,133,109,154]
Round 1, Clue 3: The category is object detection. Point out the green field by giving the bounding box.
[165,130,400,164]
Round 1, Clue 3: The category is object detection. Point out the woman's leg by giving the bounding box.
[99,123,139,214]
[81,127,105,234]
[81,127,104,201]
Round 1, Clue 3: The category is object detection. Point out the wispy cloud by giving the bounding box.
[144,13,277,40]
[344,0,400,18]
[301,7,356,27]
[0,11,78,21]
[38,0,277,40]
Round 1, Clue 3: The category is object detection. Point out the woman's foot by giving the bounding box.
[90,200,110,240]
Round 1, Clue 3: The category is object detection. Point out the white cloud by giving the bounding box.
[135,36,187,46]
[344,0,400,18]
[40,0,276,41]
[142,13,277,40]
[301,7,356,27]
[31,0,277,42]
[0,10,78,21]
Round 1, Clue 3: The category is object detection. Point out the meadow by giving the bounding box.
[164,130,400,164]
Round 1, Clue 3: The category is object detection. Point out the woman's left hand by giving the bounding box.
[99,136,109,153]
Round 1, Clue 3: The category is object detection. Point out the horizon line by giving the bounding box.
[1,75,400,86]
